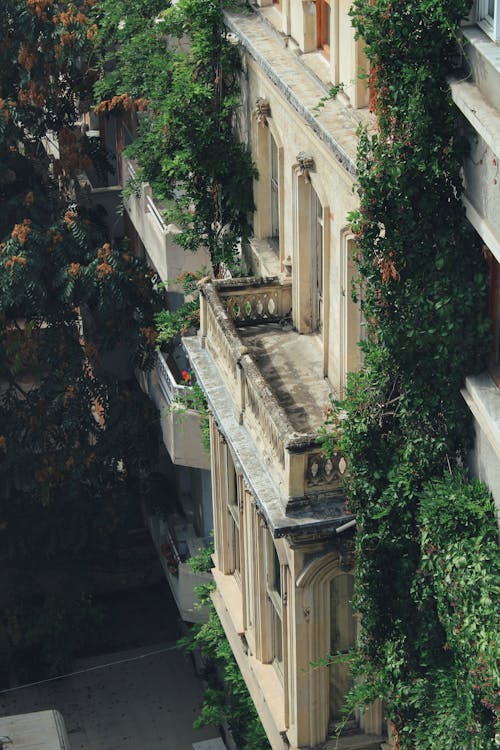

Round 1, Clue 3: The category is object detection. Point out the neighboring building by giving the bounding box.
[80,107,215,623]
[0,710,71,750]
[453,1,500,515]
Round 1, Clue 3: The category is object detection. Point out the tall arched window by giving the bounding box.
[329,573,356,726]
[270,132,280,243]
[310,186,324,332]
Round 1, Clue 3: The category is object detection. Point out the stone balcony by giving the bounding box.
[122,157,211,287]
[138,349,210,471]
[185,276,351,533]
[147,513,211,624]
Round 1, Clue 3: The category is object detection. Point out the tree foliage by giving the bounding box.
[94,0,256,273]
[321,1,499,746]
[0,0,162,677]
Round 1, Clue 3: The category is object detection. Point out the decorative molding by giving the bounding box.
[338,536,356,572]
[255,96,271,125]
[305,451,347,488]
[296,151,315,182]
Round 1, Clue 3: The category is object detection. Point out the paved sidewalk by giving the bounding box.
[0,643,220,750]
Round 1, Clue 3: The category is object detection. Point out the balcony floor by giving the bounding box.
[238,324,332,433]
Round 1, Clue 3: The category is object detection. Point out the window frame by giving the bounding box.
[265,533,284,678]
[226,449,242,585]
[270,133,280,242]
[316,0,331,59]
[310,185,324,332]
[488,250,500,386]
[477,0,500,41]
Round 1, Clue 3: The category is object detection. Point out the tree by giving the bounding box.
[94,0,256,273]
[0,0,161,678]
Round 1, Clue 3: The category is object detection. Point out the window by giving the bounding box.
[226,451,241,582]
[477,0,499,40]
[311,186,324,332]
[488,251,500,384]
[316,0,331,58]
[270,133,280,242]
[343,236,365,386]
[329,574,356,729]
[266,533,283,676]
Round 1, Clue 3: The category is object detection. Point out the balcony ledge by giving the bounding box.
[462,372,500,461]
[224,7,368,176]
[185,333,351,539]
[211,577,287,750]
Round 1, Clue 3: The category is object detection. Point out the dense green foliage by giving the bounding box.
[94,0,256,273]
[321,1,499,746]
[0,0,161,678]
[179,585,271,750]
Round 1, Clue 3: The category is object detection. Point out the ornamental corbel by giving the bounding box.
[296,151,315,183]
[255,97,271,126]
[338,536,356,572]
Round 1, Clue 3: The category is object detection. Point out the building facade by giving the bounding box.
[455,1,500,515]
[186,2,384,748]
[101,0,499,747]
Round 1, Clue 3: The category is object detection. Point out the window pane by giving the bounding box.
[272,607,283,665]
[270,135,279,239]
[232,516,240,574]
[330,574,355,722]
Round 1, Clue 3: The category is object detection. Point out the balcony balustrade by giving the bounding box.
[191,277,347,510]
[156,350,188,406]
[138,348,210,471]
[122,157,211,287]
[147,514,211,623]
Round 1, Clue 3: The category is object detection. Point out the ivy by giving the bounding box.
[0,0,163,679]
[321,1,499,746]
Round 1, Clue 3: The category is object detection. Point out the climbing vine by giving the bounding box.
[321,1,499,747]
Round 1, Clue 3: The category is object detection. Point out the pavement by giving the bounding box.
[0,642,221,750]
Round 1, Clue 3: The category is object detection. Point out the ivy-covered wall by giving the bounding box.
[322,1,499,747]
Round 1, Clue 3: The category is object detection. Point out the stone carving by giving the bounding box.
[255,97,271,125]
[305,451,347,487]
[296,151,315,182]
[338,536,355,572]
[223,290,286,324]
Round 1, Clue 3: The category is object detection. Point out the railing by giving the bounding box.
[243,361,287,466]
[205,296,239,382]
[146,194,167,232]
[199,276,347,502]
[157,351,187,405]
[126,159,137,179]
[201,277,293,468]
[220,278,292,325]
